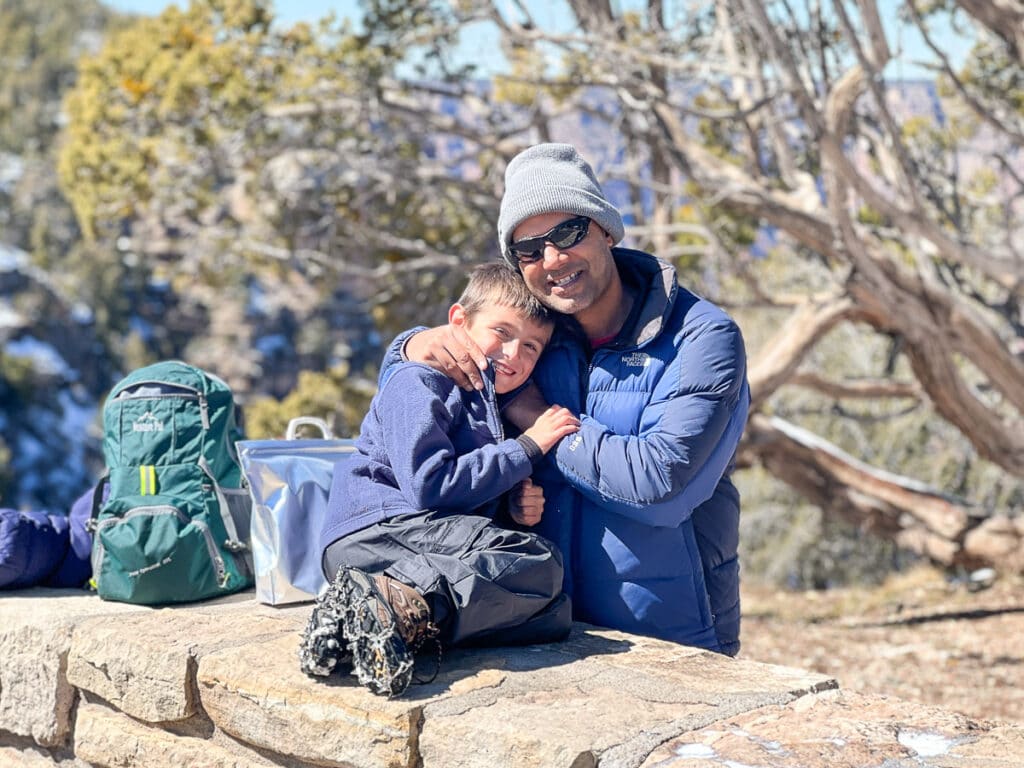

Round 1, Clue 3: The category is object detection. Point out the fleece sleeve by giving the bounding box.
[378,367,534,512]
[551,318,750,528]
[378,327,427,389]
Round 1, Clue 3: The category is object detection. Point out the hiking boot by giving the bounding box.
[336,566,439,697]
[298,576,353,678]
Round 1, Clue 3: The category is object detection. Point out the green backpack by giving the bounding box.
[88,360,253,604]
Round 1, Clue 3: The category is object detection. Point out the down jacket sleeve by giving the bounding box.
[551,316,750,528]
[0,488,98,591]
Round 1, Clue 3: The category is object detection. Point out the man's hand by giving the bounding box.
[404,325,489,391]
[510,477,545,527]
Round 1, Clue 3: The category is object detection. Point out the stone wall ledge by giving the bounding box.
[1,587,1020,767]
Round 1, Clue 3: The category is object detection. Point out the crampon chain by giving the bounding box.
[297,576,351,678]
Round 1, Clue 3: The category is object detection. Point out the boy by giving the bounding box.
[300,263,579,696]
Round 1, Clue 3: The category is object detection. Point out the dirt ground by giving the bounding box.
[738,566,1024,725]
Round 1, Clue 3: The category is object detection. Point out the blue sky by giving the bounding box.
[105,0,358,26]
[104,0,969,79]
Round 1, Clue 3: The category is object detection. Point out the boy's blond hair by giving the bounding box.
[457,264,553,326]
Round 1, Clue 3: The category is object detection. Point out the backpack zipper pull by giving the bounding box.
[199,395,210,429]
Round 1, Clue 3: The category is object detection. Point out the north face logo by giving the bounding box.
[622,352,650,369]
[132,412,164,433]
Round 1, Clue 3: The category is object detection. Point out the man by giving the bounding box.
[396,143,750,655]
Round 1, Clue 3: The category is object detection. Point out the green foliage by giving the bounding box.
[0,352,41,402]
[0,0,116,154]
[856,205,886,227]
[737,465,914,589]
[243,364,376,440]
[955,40,1024,116]
[59,0,278,241]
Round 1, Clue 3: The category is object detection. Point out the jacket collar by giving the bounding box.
[544,248,678,354]
[610,248,677,349]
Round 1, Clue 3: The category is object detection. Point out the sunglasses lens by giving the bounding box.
[511,217,590,264]
[511,242,544,263]
[550,218,589,248]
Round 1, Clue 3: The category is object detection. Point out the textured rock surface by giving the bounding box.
[73,702,282,768]
[640,688,1023,767]
[67,601,300,723]
[0,589,145,746]
[3,588,1024,767]
[198,633,422,768]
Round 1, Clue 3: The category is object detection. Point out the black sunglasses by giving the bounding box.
[508,216,592,265]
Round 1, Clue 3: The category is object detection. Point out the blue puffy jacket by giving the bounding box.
[384,249,749,654]
[525,249,749,654]
[0,487,94,589]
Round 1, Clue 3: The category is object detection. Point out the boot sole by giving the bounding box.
[338,567,414,697]
[298,574,353,678]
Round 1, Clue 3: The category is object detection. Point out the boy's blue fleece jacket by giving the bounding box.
[320,363,536,551]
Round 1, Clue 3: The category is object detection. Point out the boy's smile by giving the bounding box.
[449,303,552,394]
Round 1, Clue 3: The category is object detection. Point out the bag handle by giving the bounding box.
[285,417,334,441]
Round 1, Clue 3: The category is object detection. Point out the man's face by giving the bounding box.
[511,211,617,318]
[450,303,553,394]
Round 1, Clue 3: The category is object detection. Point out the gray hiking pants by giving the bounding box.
[322,511,572,647]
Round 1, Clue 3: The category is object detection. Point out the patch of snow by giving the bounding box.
[129,315,154,341]
[0,152,25,192]
[71,303,94,324]
[897,729,956,757]
[5,337,71,377]
[0,242,28,272]
[247,280,270,316]
[673,743,717,758]
[58,389,98,440]
[0,300,26,330]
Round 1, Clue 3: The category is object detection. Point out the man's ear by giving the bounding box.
[449,303,467,327]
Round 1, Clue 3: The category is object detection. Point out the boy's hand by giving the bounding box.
[404,325,489,391]
[523,405,580,454]
[510,478,544,527]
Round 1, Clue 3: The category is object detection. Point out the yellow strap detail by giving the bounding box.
[139,465,157,495]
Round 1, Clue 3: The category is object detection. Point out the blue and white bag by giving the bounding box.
[237,418,356,605]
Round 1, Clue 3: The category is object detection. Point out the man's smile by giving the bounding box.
[548,270,584,291]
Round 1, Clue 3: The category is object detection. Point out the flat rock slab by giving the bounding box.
[0,589,149,746]
[0,589,285,744]
[67,600,302,723]
[73,702,287,768]
[640,688,1024,767]
[198,633,422,768]
[197,625,836,768]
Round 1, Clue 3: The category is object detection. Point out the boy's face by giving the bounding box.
[449,303,552,394]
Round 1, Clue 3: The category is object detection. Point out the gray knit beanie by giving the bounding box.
[497,143,624,268]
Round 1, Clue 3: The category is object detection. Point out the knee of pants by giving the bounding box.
[503,529,564,564]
